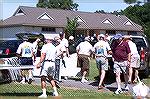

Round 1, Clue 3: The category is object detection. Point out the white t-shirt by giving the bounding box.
[128,40,140,58]
[60,38,69,48]
[93,40,111,57]
[41,43,56,61]
[16,41,33,57]
[32,41,38,55]
[56,43,66,58]
[76,41,93,56]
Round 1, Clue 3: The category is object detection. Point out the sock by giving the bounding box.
[117,84,121,90]
[82,76,85,80]
[42,88,46,95]
[53,86,57,92]
[28,70,33,79]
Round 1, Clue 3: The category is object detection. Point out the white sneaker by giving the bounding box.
[124,85,129,91]
[81,79,88,83]
[53,91,58,96]
[38,94,47,98]
[20,80,25,84]
[115,89,123,94]
[64,76,68,80]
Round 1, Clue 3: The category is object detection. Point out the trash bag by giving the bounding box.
[132,81,149,97]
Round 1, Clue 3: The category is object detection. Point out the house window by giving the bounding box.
[128,31,137,35]
[106,30,116,35]
[42,27,56,32]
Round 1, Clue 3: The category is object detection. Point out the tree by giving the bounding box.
[65,17,79,38]
[36,0,79,10]
[124,0,137,4]
[122,3,150,38]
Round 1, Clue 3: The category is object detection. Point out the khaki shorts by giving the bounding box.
[113,61,128,74]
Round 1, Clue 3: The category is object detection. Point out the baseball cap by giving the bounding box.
[69,36,74,40]
[113,34,123,39]
[43,34,53,40]
[84,37,90,41]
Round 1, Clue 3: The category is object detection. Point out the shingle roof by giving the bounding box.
[1,6,143,32]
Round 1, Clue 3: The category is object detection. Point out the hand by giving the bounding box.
[127,61,131,67]
[36,62,41,69]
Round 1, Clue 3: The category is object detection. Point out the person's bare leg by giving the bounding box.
[133,69,139,83]
[81,70,88,82]
[116,72,121,90]
[98,70,105,87]
[128,67,133,83]
[38,76,47,98]
[48,76,58,96]
[41,76,46,94]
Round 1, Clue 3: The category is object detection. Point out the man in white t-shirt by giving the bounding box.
[32,38,40,58]
[124,36,140,84]
[76,37,93,83]
[16,36,34,84]
[54,36,67,81]
[93,34,112,90]
[36,35,58,98]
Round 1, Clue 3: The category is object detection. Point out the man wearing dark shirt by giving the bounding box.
[111,34,131,94]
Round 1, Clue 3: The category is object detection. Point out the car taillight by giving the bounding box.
[140,47,145,61]
[5,48,10,55]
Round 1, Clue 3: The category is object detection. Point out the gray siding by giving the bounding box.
[0,26,64,40]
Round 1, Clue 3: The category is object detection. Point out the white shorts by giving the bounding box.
[113,61,128,74]
[40,61,55,77]
[130,56,140,68]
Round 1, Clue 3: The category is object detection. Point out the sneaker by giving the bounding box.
[20,80,25,84]
[124,85,129,91]
[28,78,32,84]
[114,89,123,94]
[53,91,58,96]
[81,79,88,83]
[64,76,68,80]
[98,85,104,91]
[38,94,47,98]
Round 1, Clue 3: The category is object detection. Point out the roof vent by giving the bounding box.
[102,19,112,24]
[38,13,54,20]
[15,9,25,16]
[124,21,132,26]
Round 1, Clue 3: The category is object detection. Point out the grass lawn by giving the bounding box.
[0,59,149,99]
[0,82,132,99]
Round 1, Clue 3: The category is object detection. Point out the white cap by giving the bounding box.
[84,37,90,41]
[43,34,53,40]
[69,36,74,40]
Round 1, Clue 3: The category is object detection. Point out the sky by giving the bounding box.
[0,0,144,20]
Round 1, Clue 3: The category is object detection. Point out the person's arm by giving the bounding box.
[36,52,46,68]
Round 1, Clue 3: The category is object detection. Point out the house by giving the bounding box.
[0,6,143,40]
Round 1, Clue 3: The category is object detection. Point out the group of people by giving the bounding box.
[16,32,140,98]
[75,33,140,95]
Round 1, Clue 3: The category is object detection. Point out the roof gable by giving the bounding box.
[124,20,133,26]
[77,16,84,23]
[14,9,25,16]
[38,12,54,20]
[102,19,113,24]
